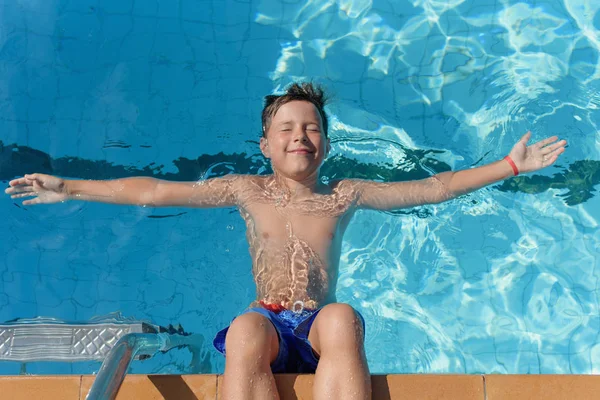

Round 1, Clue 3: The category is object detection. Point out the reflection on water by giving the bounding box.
[256,0,600,373]
[258,0,599,158]
[496,159,600,205]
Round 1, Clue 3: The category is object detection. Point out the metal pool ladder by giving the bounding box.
[0,314,205,400]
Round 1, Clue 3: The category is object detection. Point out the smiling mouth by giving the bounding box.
[288,150,313,154]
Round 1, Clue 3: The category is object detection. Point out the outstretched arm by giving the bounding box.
[355,132,567,211]
[5,173,245,208]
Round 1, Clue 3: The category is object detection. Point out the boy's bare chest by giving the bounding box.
[237,179,356,254]
[244,202,342,243]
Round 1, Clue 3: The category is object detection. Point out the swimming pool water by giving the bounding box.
[0,0,599,374]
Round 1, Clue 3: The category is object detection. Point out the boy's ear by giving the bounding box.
[260,137,271,158]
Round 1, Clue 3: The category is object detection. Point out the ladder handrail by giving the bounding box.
[86,332,203,400]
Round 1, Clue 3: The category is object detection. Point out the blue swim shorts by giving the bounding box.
[213,305,365,373]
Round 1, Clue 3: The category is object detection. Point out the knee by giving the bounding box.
[225,313,277,362]
[318,303,364,346]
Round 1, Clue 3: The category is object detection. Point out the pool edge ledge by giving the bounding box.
[1,374,599,399]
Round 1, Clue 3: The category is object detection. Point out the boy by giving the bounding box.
[5,83,566,399]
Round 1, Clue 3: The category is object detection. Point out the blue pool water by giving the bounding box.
[0,0,599,375]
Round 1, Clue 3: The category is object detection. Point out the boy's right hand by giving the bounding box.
[5,173,69,205]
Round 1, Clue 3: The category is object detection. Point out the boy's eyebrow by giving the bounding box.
[277,120,321,126]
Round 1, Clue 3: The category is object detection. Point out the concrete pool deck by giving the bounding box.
[0,374,599,399]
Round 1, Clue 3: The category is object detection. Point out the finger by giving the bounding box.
[11,192,37,199]
[519,131,532,144]
[6,186,21,194]
[6,186,35,195]
[544,147,565,165]
[541,140,567,155]
[8,177,33,187]
[534,136,560,149]
[22,197,41,206]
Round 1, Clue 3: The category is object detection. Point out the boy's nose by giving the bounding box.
[293,129,308,142]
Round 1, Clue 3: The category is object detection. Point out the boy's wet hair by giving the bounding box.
[261,82,329,138]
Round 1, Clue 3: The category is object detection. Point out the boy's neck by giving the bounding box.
[272,171,324,198]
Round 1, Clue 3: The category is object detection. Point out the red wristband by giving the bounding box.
[504,155,519,176]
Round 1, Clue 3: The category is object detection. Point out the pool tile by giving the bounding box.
[81,374,217,399]
[372,374,485,400]
[276,374,314,399]
[0,376,80,400]
[485,374,600,400]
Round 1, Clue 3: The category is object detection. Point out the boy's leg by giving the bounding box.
[223,312,280,400]
[308,303,371,400]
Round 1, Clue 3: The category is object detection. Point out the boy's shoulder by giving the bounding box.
[329,178,362,193]
[227,173,269,192]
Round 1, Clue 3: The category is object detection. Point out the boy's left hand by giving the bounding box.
[508,131,567,174]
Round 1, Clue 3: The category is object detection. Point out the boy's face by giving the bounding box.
[260,100,330,181]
